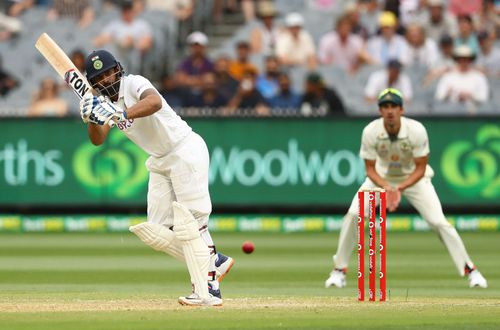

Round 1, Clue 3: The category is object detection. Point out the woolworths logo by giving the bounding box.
[0,139,64,186]
[209,139,365,187]
[441,125,500,198]
[73,130,148,198]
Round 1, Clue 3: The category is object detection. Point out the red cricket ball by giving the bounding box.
[242,241,254,254]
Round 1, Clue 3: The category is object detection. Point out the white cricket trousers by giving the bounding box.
[145,132,212,228]
[333,175,474,276]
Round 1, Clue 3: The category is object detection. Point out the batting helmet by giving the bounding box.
[85,50,123,99]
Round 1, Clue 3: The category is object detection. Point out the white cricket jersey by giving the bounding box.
[113,74,192,158]
[359,117,433,177]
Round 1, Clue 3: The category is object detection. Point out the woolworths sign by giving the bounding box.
[0,139,64,187]
[209,139,364,187]
[0,118,498,207]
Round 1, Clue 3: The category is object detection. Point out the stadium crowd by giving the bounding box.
[0,0,499,117]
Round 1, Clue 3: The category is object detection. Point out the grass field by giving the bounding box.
[0,231,499,329]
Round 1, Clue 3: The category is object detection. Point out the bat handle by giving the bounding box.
[106,118,117,127]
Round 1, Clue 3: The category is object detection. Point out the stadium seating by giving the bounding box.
[0,1,498,117]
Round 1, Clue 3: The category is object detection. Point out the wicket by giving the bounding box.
[357,188,386,302]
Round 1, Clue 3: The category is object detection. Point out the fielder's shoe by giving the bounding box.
[215,253,234,283]
[178,293,223,307]
[468,269,488,288]
[325,268,347,288]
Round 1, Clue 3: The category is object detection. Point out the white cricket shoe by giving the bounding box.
[468,269,488,288]
[325,268,347,288]
[215,253,234,283]
[178,293,223,307]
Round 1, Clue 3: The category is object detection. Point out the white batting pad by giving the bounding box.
[129,222,184,262]
[173,201,210,300]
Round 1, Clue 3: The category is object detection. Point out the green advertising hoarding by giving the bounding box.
[0,118,498,207]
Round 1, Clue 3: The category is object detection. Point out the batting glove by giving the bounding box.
[79,95,101,124]
[108,106,128,124]
[91,101,125,126]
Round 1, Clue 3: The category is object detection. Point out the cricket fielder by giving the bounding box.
[79,50,234,306]
[325,88,487,289]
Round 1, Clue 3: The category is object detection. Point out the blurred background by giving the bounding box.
[0,0,499,234]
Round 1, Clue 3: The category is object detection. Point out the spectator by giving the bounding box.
[424,35,456,84]
[343,2,369,38]
[0,0,28,42]
[383,0,401,28]
[240,0,256,23]
[146,0,193,20]
[417,0,458,41]
[365,59,413,103]
[400,0,427,26]
[269,72,302,113]
[275,12,317,69]
[435,35,456,67]
[448,0,482,17]
[229,41,259,81]
[250,1,280,55]
[454,15,480,56]
[94,0,153,73]
[70,49,86,74]
[308,0,338,12]
[398,0,426,28]
[5,0,33,17]
[318,14,371,74]
[0,56,19,97]
[403,23,440,69]
[175,31,214,93]
[124,0,147,15]
[47,0,94,29]
[158,73,185,109]
[100,0,121,12]
[435,45,489,104]
[214,0,256,23]
[367,11,410,65]
[27,78,68,117]
[478,0,500,38]
[476,30,500,78]
[186,73,227,109]
[301,72,345,116]
[255,55,280,100]
[225,69,270,116]
[359,0,382,38]
[213,55,239,103]
[212,0,238,24]
[0,12,21,41]
[145,0,193,48]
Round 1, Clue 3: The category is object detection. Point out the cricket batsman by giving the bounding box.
[325,88,487,289]
[78,49,234,306]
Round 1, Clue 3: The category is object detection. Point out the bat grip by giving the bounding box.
[106,118,117,127]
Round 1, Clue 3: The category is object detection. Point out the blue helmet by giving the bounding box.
[85,50,123,99]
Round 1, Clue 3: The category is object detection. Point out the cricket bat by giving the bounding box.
[35,32,116,125]
[35,32,92,100]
